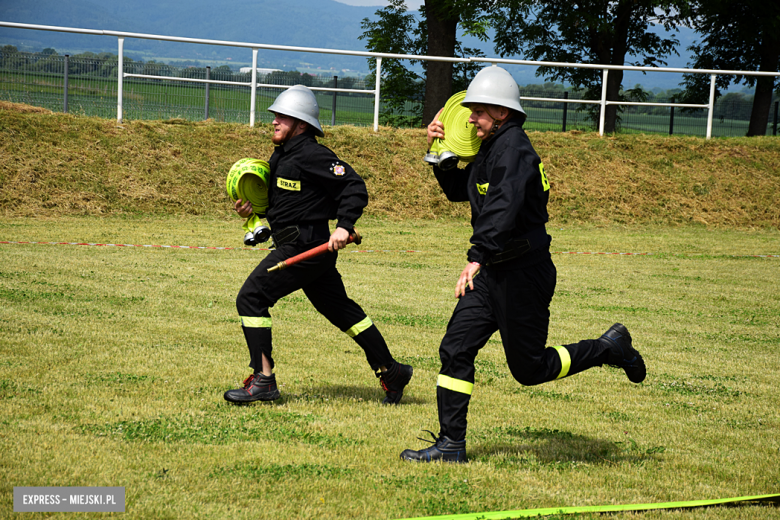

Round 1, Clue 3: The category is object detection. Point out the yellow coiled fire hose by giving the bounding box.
[226,158,270,236]
[426,90,481,168]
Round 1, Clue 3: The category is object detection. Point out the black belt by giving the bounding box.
[271,225,300,248]
[485,226,548,266]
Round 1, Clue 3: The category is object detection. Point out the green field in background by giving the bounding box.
[2,70,770,135]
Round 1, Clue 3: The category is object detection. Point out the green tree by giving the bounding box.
[359,0,424,125]
[339,76,357,91]
[491,0,688,133]
[418,1,459,125]
[361,0,689,131]
[360,0,492,126]
[714,92,753,121]
[1,45,28,70]
[212,65,233,82]
[676,0,780,136]
[419,1,493,122]
[452,44,486,93]
[179,67,206,79]
[33,51,61,73]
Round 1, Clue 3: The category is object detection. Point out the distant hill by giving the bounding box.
[0,0,380,72]
[1,0,699,88]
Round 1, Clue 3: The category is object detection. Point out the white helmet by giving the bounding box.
[461,66,526,116]
[268,85,324,137]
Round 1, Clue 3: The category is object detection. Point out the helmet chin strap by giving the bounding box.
[484,107,505,140]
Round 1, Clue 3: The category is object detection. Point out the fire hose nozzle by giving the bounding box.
[267,261,288,273]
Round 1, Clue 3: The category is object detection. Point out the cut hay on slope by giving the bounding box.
[1,105,778,228]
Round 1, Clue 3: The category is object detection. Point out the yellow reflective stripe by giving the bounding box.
[476,182,489,195]
[240,316,272,328]
[552,345,571,379]
[276,177,301,191]
[437,374,474,395]
[345,317,373,338]
[539,162,550,192]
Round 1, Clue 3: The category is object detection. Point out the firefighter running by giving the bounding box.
[225,85,413,405]
[400,66,646,463]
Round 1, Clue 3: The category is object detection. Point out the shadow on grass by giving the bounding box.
[470,426,665,467]
[278,383,431,405]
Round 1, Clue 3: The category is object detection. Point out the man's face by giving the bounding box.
[467,104,508,140]
[271,112,302,145]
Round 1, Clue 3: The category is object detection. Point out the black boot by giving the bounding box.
[600,323,646,383]
[377,362,413,405]
[400,431,468,463]
[224,373,281,403]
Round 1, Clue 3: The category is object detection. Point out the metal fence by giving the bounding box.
[0,52,377,125]
[1,21,779,138]
[4,51,777,138]
[510,88,780,137]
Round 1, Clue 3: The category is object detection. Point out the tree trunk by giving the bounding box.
[423,1,458,126]
[602,0,632,134]
[746,35,780,136]
[747,77,776,136]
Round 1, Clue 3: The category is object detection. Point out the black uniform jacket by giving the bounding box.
[433,118,550,265]
[265,131,368,232]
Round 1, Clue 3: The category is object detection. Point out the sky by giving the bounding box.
[333,0,424,8]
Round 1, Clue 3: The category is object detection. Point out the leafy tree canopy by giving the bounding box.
[360,0,493,126]
[677,0,780,135]
[490,0,688,133]
[361,0,690,131]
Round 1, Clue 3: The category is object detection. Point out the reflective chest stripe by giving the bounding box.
[476,163,548,196]
[276,178,301,191]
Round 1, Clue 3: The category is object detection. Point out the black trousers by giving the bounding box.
[437,249,610,441]
[236,222,394,372]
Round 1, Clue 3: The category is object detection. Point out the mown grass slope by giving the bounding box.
[1,101,779,228]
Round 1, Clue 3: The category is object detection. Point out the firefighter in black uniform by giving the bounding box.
[225,85,413,405]
[400,67,646,462]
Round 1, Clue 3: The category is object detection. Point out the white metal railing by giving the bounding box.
[2,21,779,138]
[475,58,779,138]
[0,21,466,132]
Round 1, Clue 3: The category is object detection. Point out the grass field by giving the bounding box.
[1,216,779,519]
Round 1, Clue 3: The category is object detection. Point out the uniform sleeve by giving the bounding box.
[432,164,471,202]
[467,145,536,265]
[305,145,368,231]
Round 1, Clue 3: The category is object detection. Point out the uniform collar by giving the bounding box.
[491,117,522,139]
[480,117,522,151]
[276,131,316,153]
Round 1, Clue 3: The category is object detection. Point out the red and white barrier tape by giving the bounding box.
[0,240,777,258]
[0,240,422,253]
[0,240,258,250]
[554,250,779,258]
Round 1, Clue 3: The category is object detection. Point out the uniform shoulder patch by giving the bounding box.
[330,162,346,176]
